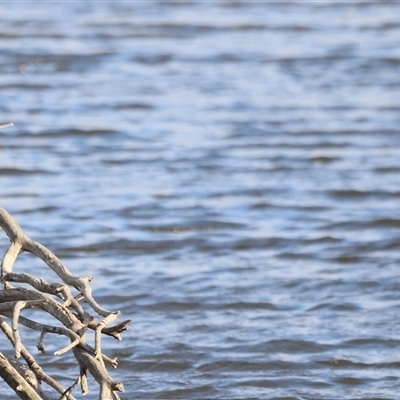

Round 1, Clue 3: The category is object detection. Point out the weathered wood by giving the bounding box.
[0,316,77,400]
[0,207,128,399]
[0,352,43,400]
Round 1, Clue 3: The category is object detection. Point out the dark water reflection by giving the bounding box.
[1,1,400,399]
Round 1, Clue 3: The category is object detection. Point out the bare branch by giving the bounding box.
[3,272,86,319]
[0,316,76,399]
[0,207,128,399]
[12,301,26,358]
[87,319,131,341]
[80,367,89,395]
[0,122,13,129]
[0,352,43,400]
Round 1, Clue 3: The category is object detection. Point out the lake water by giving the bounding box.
[1,1,400,399]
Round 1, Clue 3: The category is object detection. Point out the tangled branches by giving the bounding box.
[0,207,130,399]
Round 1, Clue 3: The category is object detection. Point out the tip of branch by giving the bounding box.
[0,122,13,129]
[37,343,45,353]
[111,382,124,392]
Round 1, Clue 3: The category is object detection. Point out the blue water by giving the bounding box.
[1,1,400,399]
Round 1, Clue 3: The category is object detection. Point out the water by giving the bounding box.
[1,1,400,399]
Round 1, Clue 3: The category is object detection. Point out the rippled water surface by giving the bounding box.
[1,1,400,399]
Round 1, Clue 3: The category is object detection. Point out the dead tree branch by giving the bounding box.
[0,206,130,399]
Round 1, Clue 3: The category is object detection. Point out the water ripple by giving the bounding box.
[1,1,400,399]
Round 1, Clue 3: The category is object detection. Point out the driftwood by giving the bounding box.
[0,201,130,397]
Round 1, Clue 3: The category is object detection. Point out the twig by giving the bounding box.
[37,330,47,353]
[12,301,26,358]
[80,367,89,395]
